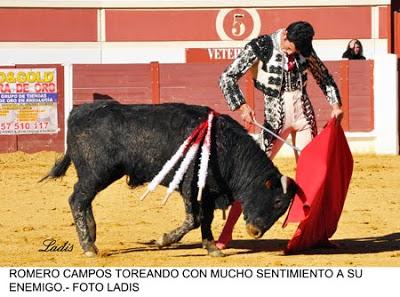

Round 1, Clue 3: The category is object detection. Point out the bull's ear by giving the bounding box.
[265,179,272,189]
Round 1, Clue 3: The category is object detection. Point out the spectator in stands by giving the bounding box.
[217,21,343,250]
[342,39,366,60]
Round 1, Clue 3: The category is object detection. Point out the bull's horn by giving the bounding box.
[197,187,203,202]
[281,176,288,194]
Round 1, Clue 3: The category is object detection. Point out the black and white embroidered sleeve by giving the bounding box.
[306,49,342,106]
[219,44,258,111]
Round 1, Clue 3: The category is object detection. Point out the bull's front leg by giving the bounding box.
[156,212,200,247]
[200,198,225,257]
[156,172,201,247]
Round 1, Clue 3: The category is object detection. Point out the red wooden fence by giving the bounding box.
[0,61,374,153]
[73,60,375,134]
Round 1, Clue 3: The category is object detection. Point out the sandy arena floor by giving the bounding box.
[0,152,399,267]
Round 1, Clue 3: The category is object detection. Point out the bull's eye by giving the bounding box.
[265,179,272,189]
[274,198,283,209]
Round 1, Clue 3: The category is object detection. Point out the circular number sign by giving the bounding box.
[216,8,261,41]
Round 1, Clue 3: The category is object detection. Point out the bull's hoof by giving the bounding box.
[208,249,225,257]
[83,245,98,257]
[155,233,170,248]
[84,251,97,257]
[202,240,225,257]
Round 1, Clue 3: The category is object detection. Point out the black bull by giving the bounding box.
[41,102,297,257]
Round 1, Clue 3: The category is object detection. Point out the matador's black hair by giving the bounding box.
[286,21,315,57]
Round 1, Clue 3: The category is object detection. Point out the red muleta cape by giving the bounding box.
[283,118,354,254]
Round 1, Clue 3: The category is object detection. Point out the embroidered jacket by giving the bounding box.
[219,29,341,153]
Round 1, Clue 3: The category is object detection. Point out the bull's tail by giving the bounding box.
[39,152,72,182]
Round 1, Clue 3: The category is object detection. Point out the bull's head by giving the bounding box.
[243,175,297,239]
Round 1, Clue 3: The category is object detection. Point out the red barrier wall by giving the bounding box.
[307,60,374,132]
[0,61,373,153]
[73,64,153,105]
[0,9,97,42]
[105,7,383,41]
[72,61,374,134]
[0,6,390,42]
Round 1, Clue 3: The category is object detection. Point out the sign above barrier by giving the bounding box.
[215,8,261,41]
[0,68,59,135]
[186,48,242,63]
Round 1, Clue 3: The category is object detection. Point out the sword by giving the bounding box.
[252,120,302,153]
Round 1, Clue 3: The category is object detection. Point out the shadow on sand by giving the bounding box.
[99,232,400,257]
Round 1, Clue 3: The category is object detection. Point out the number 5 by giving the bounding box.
[232,14,245,37]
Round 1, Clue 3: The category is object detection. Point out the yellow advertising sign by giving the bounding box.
[0,68,58,135]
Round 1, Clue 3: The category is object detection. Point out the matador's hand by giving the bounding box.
[331,103,344,124]
[239,103,256,124]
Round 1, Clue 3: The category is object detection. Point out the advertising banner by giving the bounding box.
[0,68,58,135]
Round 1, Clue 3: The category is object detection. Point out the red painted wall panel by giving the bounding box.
[395,12,400,56]
[348,60,374,131]
[0,6,389,42]
[0,8,98,42]
[307,61,373,132]
[307,61,342,131]
[106,10,220,41]
[379,6,390,39]
[73,64,153,104]
[72,61,374,135]
[258,7,372,39]
[159,63,247,124]
[106,7,373,41]
[0,135,17,153]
